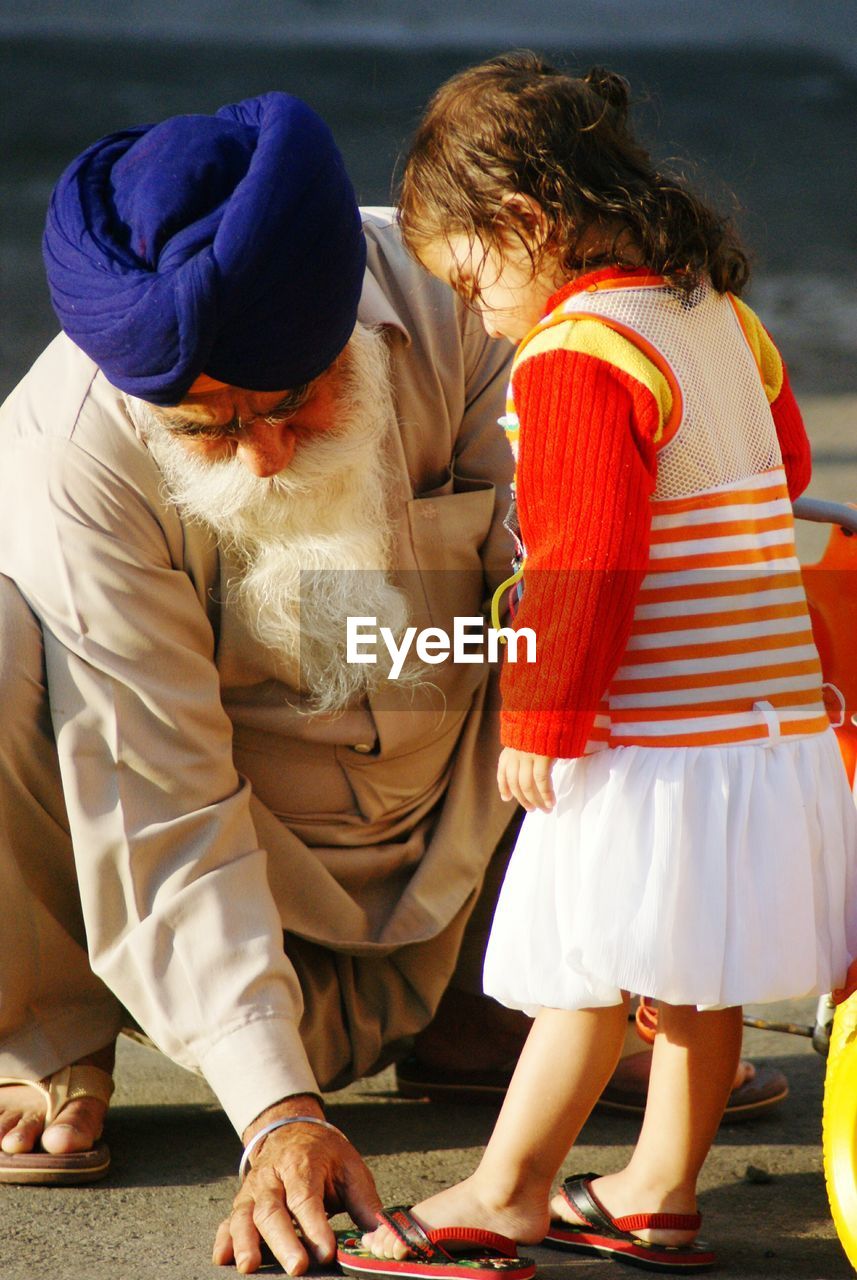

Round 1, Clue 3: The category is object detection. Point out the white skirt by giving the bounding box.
[483,729,857,1013]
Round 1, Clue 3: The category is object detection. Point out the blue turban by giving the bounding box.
[43,92,366,405]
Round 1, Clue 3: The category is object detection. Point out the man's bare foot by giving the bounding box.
[361,1175,549,1260]
[550,1172,698,1248]
[0,1042,115,1157]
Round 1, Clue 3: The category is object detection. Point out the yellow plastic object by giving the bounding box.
[823,990,857,1270]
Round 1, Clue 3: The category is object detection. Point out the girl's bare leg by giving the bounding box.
[363,999,630,1257]
[551,1003,743,1246]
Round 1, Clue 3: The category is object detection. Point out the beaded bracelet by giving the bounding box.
[238,1114,348,1183]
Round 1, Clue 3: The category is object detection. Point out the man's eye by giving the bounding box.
[267,386,311,419]
[173,422,232,441]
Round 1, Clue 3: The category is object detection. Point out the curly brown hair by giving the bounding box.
[398,51,749,296]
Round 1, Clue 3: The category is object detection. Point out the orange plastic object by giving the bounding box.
[802,518,857,785]
[634,997,659,1045]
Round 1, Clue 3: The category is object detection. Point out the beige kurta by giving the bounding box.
[0,211,516,1133]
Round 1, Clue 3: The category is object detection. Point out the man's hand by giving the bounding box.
[212,1093,382,1276]
[497,746,556,813]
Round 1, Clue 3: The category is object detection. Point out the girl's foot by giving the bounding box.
[0,1043,115,1156]
[550,1171,698,1248]
[361,1176,550,1260]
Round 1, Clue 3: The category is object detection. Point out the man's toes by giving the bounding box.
[0,1112,44,1154]
[733,1059,755,1089]
[40,1098,106,1155]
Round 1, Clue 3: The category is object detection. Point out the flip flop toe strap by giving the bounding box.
[380,1207,444,1260]
[0,1076,51,1114]
[44,1065,115,1123]
[560,1174,616,1234]
[0,1066,115,1126]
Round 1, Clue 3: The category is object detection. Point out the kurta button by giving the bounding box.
[353,742,373,753]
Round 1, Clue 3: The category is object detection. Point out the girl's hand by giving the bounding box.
[497,747,556,812]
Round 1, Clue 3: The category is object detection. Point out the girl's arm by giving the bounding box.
[500,345,660,759]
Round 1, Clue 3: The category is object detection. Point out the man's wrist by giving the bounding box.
[241,1092,326,1146]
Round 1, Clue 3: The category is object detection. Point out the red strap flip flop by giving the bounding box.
[336,1205,535,1280]
[543,1174,717,1273]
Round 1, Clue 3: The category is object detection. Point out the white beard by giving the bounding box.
[129,323,413,713]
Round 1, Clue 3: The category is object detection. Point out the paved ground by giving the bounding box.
[1,996,852,1280]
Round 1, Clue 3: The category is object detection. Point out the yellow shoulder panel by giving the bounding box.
[729,296,784,403]
[513,316,672,440]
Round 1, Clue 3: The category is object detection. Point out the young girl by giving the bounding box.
[339,52,857,1274]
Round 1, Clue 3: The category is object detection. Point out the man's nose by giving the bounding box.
[234,420,296,477]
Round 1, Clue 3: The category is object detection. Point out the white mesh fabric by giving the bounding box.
[563,280,780,500]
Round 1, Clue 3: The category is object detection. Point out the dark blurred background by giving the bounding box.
[2,0,856,399]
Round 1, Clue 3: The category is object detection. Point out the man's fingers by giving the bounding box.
[212,1217,236,1266]
[250,1181,309,1276]
[219,1176,309,1277]
[215,1117,383,1275]
[338,1151,385,1232]
[287,1193,337,1265]
[225,1201,264,1274]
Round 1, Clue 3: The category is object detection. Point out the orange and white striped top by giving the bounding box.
[601,468,828,747]
[501,269,827,752]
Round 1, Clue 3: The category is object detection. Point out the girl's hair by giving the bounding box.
[398,51,750,296]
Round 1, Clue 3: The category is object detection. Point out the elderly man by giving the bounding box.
[0,89,525,1273]
[0,92,784,1275]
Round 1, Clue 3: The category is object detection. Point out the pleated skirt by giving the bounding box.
[484,729,857,1013]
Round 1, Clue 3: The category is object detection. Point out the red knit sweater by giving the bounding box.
[499,275,811,758]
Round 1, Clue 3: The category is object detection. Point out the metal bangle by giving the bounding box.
[238,1114,348,1183]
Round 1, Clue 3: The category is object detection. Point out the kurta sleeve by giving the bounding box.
[7,427,319,1136]
[499,346,660,757]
